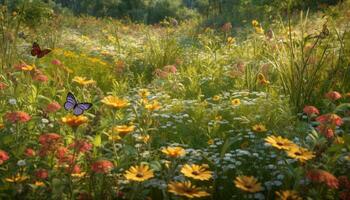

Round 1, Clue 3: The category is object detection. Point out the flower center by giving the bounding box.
[192,171,200,176]
[136,172,144,178]
[294,152,302,156]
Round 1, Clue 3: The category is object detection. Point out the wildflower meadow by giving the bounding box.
[0,0,350,199]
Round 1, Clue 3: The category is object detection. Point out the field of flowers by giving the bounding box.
[1,1,350,200]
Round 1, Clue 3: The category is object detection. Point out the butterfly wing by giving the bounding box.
[31,42,41,56]
[37,49,52,58]
[73,103,92,116]
[64,92,77,110]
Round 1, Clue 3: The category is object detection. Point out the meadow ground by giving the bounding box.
[0,1,350,200]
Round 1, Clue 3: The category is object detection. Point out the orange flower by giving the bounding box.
[325,91,342,101]
[0,150,9,165]
[61,115,88,127]
[145,100,161,111]
[91,160,114,174]
[4,111,31,123]
[307,169,339,189]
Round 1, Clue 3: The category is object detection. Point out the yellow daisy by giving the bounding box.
[286,146,315,163]
[124,164,154,182]
[168,181,210,199]
[101,96,129,109]
[180,164,212,181]
[72,76,96,86]
[234,175,262,193]
[161,147,186,158]
[252,124,267,132]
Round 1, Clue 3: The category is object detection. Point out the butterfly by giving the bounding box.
[31,42,51,58]
[64,92,92,116]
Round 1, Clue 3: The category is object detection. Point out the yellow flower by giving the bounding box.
[207,139,214,145]
[252,124,267,132]
[108,134,121,141]
[139,134,150,143]
[138,89,150,99]
[252,20,259,27]
[255,26,264,34]
[71,172,86,178]
[34,181,45,187]
[215,115,222,121]
[265,135,297,150]
[286,146,315,163]
[275,190,302,200]
[227,36,235,45]
[0,123,4,129]
[161,147,186,158]
[111,125,135,137]
[101,96,129,109]
[168,181,210,199]
[212,95,221,101]
[21,64,35,71]
[180,164,212,181]
[334,136,344,145]
[234,175,262,193]
[231,98,241,106]
[5,174,29,183]
[145,100,161,111]
[61,114,88,127]
[124,164,154,182]
[72,76,96,86]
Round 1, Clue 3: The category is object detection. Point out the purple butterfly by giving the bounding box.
[64,92,92,116]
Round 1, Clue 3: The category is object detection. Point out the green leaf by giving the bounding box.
[334,103,350,113]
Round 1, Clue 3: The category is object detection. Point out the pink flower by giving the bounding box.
[0,150,9,165]
[316,114,343,126]
[51,59,62,66]
[45,101,61,113]
[91,160,113,174]
[316,125,335,138]
[325,91,342,101]
[5,111,31,123]
[303,106,320,116]
[55,146,69,160]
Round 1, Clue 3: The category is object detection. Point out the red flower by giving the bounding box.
[316,125,335,138]
[338,176,350,189]
[55,146,69,160]
[25,148,36,157]
[0,82,8,90]
[340,191,350,200]
[33,74,48,83]
[39,133,61,146]
[35,169,49,179]
[69,140,92,154]
[316,114,343,126]
[5,111,31,123]
[91,160,113,174]
[0,150,9,165]
[303,106,320,116]
[307,169,339,189]
[68,165,82,174]
[45,101,61,113]
[325,91,342,101]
